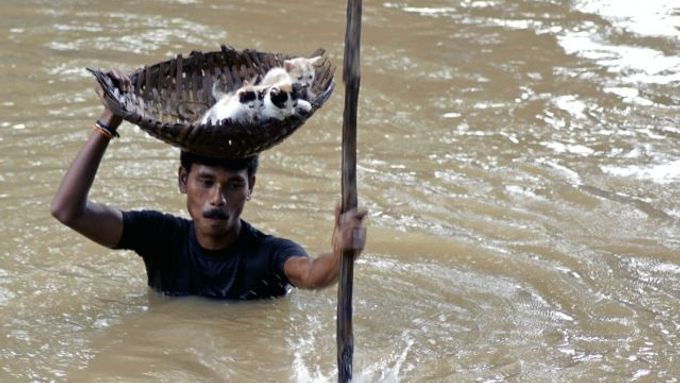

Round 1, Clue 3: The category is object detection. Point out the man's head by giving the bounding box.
[178,151,259,248]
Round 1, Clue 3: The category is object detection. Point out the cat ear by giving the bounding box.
[244,76,260,86]
[309,56,322,65]
[283,60,295,72]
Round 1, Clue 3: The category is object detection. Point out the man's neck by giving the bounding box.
[194,220,242,251]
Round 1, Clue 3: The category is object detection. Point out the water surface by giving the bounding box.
[1,0,678,381]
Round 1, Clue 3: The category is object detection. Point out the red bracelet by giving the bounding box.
[93,125,114,140]
[95,120,120,138]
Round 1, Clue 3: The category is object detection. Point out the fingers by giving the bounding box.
[335,202,342,226]
[92,68,131,120]
[333,203,368,254]
[339,207,367,228]
[94,86,105,99]
[336,225,365,253]
[352,227,366,252]
[106,68,132,93]
[353,206,368,220]
[336,203,368,222]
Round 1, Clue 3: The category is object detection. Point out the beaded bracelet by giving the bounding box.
[94,120,120,139]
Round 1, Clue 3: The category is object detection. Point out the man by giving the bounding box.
[51,69,367,300]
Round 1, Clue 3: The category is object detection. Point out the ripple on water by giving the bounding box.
[39,9,226,57]
[350,252,618,381]
[601,159,680,185]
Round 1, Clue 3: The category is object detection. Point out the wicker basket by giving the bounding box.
[88,45,336,159]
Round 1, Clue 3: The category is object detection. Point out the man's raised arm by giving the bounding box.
[50,70,131,249]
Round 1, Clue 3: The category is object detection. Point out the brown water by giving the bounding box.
[1,0,679,381]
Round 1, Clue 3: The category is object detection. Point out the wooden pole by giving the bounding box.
[337,0,362,382]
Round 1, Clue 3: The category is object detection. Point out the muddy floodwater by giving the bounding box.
[1,0,679,382]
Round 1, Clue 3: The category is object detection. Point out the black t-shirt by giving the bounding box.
[115,210,307,300]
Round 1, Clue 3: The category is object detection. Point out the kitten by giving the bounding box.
[260,56,322,100]
[199,80,263,125]
[260,81,312,121]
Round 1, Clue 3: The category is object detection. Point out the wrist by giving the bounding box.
[97,110,123,130]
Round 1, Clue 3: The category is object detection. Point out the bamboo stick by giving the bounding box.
[337,0,362,381]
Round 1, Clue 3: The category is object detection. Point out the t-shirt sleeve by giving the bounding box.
[115,210,181,255]
[268,237,308,285]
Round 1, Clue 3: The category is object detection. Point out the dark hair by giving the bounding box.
[180,151,259,178]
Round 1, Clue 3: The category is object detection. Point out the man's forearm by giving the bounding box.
[285,251,343,290]
[50,108,127,248]
[304,252,342,289]
[51,109,121,222]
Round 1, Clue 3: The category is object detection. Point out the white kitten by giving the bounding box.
[261,81,312,121]
[199,80,263,125]
[260,56,322,100]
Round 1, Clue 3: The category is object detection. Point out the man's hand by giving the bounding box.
[94,69,132,129]
[332,203,368,256]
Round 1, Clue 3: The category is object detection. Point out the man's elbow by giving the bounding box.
[50,201,80,226]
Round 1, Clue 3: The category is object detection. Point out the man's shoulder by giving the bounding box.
[121,209,192,237]
[116,209,193,251]
[242,221,307,256]
[242,220,287,244]
[123,209,189,224]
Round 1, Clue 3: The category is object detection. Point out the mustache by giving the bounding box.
[203,209,229,220]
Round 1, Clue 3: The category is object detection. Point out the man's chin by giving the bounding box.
[194,213,241,234]
[200,218,232,233]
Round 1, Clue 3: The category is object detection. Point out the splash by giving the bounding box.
[353,331,415,383]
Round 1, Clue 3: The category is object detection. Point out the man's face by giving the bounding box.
[179,164,254,240]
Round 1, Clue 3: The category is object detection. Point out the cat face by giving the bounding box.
[267,84,295,111]
[200,83,264,125]
[262,83,312,121]
[284,56,322,97]
[237,86,264,121]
